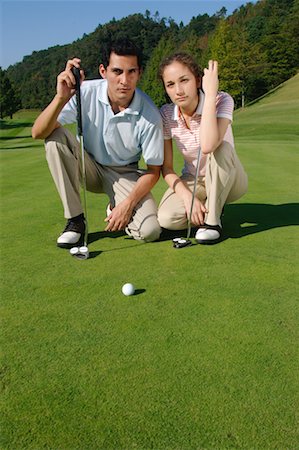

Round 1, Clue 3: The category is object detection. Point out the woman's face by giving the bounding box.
[162,61,200,110]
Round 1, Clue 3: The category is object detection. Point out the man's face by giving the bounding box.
[99,52,141,107]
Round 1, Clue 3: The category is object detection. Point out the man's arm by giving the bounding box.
[32,58,83,140]
[31,97,64,139]
[104,164,161,232]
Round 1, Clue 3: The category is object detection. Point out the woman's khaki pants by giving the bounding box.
[45,127,161,242]
[158,141,248,230]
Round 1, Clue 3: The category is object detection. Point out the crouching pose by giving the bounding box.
[32,39,164,247]
[157,53,248,244]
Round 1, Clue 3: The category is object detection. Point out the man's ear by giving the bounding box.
[99,64,106,79]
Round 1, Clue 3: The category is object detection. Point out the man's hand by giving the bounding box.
[104,199,134,232]
[56,58,85,102]
[104,165,160,232]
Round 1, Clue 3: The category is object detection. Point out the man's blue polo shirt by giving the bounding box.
[58,79,164,167]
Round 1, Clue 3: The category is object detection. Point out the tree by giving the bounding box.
[4,0,299,109]
[6,13,167,109]
[179,32,201,64]
[214,7,227,19]
[259,0,299,89]
[139,34,177,107]
[207,20,266,106]
[0,68,20,119]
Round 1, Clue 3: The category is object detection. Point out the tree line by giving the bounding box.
[1,0,298,119]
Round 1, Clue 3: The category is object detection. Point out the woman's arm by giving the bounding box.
[200,60,231,154]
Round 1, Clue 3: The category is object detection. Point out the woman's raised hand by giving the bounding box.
[202,60,219,98]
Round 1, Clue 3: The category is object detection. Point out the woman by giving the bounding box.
[157,53,248,244]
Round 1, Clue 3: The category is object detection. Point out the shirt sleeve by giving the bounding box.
[141,119,164,166]
[160,105,172,140]
[216,92,234,122]
[57,95,77,125]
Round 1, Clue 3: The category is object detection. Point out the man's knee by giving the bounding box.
[45,127,78,154]
[127,216,161,242]
[142,220,161,242]
[46,126,67,143]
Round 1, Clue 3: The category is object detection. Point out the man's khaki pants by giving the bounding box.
[158,141,248,229]
[45,127,161,242]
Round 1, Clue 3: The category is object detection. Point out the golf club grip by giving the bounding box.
[71,67,83,136]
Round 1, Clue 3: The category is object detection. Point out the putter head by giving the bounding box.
[70,245,89,260]
[172,237,192,249]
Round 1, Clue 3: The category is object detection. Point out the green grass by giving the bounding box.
[1,75,299,449]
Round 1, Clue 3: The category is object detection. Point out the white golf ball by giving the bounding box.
[122,283,135,296]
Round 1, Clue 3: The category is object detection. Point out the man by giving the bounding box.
[32,39,164,247]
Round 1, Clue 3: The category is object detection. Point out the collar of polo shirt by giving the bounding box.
[98,80,140,116]
[173,89,205,121]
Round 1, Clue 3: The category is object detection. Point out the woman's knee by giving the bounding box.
[212,141,235,167]
[158,208,187,230]
[158,209,175,230]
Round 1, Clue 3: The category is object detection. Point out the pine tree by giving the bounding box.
[260,0,299,89]
[139,34,177,108]
[207,20,266,106]
[0,68,20,119]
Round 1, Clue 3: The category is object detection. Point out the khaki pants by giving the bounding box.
[158,141,248,230]
[45,127,161,242]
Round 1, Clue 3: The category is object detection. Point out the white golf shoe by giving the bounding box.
[195,224,222,245]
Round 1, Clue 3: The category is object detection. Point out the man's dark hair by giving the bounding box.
[102,38,142,68]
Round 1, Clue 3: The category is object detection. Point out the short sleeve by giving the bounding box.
[141,120,164,166]
[160,104,172,140]
[57,96,77,125]
[216,92,234,122]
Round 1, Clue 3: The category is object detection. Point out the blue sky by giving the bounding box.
[0,0,256,69]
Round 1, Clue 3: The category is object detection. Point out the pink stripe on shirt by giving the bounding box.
[160,90,235,177]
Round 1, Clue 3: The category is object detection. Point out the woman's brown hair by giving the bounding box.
[158,52,203,82]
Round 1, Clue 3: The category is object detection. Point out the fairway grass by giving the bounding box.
[1,76,299,449]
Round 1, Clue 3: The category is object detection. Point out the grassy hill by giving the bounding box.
[1,75,299,449]
[234,73,299,140]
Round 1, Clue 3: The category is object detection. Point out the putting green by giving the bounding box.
[1,75,298,449]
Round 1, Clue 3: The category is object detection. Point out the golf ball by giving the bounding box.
[122,283,135,296]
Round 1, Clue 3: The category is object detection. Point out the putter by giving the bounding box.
[70,67,89,260]
[173,145,201,249]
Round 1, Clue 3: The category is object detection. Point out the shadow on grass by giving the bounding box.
[86,203,298,249]
[0,135,31,140]
[223,202,299,239]
[1,143,42,150]
[133,289,146,296]
[88,230,126,243]
[0,121,33,130]
[88,250,103,258]
[160,202,299,243]
[88,230,142,254]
